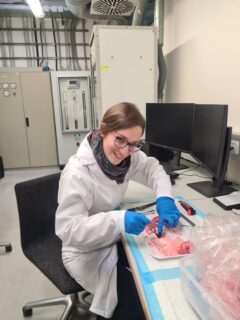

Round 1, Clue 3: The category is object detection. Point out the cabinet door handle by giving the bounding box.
[25,117,30,127]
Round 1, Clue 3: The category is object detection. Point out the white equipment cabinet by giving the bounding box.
[51,71,91,168]
[90,25,158,128]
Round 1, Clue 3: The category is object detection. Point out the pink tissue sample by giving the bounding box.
[144,216,191,258]
[200,271,240,319]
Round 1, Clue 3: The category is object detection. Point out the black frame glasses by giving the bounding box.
[112,133,142,152]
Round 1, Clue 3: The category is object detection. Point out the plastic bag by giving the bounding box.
[190,215,240,319]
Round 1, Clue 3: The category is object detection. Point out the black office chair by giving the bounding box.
[15,172,91,319]
[0,242,12,252]
[0,156,12,253]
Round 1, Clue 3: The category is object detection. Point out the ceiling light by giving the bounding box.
[25,0,45,18]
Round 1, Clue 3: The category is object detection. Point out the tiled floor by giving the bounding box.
[0,167,95,320]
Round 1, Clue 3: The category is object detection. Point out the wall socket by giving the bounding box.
[231,140,240,155]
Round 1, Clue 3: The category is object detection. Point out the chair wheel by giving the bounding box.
[5,244,12,252]
[23,307,32,317]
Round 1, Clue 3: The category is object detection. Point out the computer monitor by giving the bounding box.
[146,103,195,152]
[146,103,235,198]
[188,104,235,197]
[145,103,195,170]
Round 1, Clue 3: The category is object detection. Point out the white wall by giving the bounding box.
[164,0,240,183]
[164,0,240,132]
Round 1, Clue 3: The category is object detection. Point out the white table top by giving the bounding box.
[122,162,239,320]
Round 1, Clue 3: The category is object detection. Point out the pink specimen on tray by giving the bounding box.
[144,216,191,258]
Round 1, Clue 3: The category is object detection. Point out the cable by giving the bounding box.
[5,18,10,66]
[27,17,33,67]
[25,14,34,67]
[42,18,48,66]
[179,164,200,174]
[82,18,89,70]
[63,19,71,70]
[29,17,36,67]
[181,156,200,165]
[51,12,58,70]
[39,19,44,66]
[69,19,81,71]
[33,17,40,67]
[3,18,9,66]
[0,17,7,67]
[70,19,77,70]
[74,19,81,70]
[22,17,30,67]
[54,17,62,70]
[6,17,15,67]
[67,19,72,70]
[178,164,210,179]
[181,173,210,179]
[10,18,15,67]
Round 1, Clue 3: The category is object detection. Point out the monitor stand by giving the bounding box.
[187,180,235,198]
[162,151,188,172]
[188,127,235,198]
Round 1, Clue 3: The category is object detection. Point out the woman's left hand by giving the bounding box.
[156,197,180,233]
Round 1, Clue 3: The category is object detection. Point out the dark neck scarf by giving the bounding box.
[88,129,131,184]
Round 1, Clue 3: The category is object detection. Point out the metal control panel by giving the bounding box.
[51,71,92,167]
[58,77,91,133]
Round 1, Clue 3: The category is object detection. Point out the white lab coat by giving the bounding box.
[55,134,172,318]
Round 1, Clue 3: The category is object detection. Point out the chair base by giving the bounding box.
[0,242,12,252]
[22,291,92,320]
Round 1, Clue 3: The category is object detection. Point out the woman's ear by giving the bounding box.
[99,123,105,137]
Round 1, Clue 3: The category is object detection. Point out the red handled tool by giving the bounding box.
[178,201,196,216]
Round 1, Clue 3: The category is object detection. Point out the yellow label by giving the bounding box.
[100,66,109,70]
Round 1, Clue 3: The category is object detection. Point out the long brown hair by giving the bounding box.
[100,102,145,135]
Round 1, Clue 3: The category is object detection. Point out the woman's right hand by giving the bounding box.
[124,211,150,235]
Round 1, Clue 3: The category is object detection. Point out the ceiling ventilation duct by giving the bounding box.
[65,0,135,22]
[90,0,136,16]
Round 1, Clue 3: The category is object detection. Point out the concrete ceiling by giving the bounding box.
[0,0,155,24]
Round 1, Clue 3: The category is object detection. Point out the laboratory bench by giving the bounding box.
[121,161,239,320]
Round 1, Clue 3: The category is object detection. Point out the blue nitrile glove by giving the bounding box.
[156,197,180,233]
[124,211,151,235]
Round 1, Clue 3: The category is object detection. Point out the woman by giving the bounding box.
[55,102,180,319]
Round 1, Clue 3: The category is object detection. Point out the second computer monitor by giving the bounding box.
[191,104,228,178]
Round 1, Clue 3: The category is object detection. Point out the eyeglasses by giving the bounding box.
[112,133,142,152]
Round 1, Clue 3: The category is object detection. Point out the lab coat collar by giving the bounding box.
[76,133,97,165]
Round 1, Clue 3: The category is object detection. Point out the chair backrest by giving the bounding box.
[15,172,61,251]
[15,172,83,294]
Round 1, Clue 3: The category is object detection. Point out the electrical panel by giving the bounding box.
[51,71,91,167]
[90,25,158,128]
[0,70,57,169]
[58,77,91,133]
[0,72,30,168]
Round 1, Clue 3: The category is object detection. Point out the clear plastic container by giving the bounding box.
[180,256,238,320]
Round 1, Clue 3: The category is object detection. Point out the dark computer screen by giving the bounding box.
[146,103,195,153]
[145,103,235,197]
[191,104,227,178]
[188,104,234,197]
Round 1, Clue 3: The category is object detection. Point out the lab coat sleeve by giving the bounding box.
[55,168,125,252]
[129,150,173,199]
